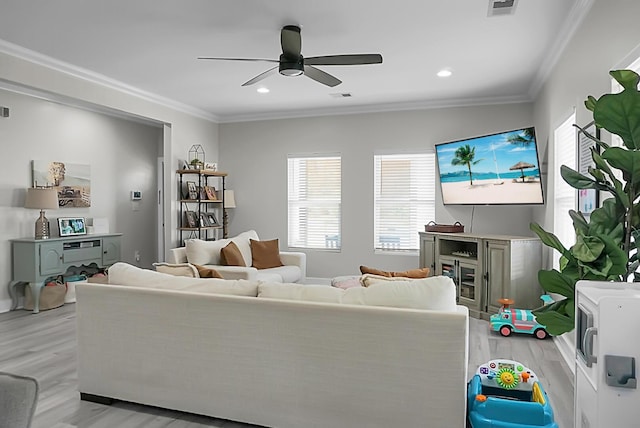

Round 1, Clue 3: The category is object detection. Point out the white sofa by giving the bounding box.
[169,230,306,282]
[76,263,469,428]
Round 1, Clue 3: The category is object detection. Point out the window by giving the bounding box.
[288,155,341,249]
[553,112,577,269]
[374,153,435,251]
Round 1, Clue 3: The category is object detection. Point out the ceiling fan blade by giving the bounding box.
[198,57,278,63]
[281,25,302,58]
[303,65,341,87]
[241,66,279,86]
[305,54,383,66]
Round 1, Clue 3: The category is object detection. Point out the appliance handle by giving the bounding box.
[583,326,598,368]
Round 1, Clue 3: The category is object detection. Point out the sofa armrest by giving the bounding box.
[169,247,188,264]
[279,251,306,282]
[205,265,259,281]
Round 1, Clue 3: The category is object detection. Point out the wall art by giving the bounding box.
[32,160,91,207]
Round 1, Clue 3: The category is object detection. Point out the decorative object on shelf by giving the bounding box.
[186,181,198,200]
[181,160,189,170]
[205,186,217,200]
[204,162,217,171]
[32,160,91,207]
[199,212,209,227]
[188,145,205,169]
[185,210,197,228]
[57,217,87,237]
[223,190,236,238]
[24,187,59,239]
[206,212,219,226]
[424,221,464,233]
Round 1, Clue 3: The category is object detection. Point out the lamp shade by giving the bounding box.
[25,188,59,210]
[224,190,236,208]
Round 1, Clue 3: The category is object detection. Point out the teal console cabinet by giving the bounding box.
[9,233,122,313]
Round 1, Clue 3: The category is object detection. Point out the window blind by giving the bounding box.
[553,113,576,269]
[288,155,341,249]
[373,153,435,251]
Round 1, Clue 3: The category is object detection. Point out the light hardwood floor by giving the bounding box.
[0,304,574,428]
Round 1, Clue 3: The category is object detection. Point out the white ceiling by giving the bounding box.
[0,0,587,122]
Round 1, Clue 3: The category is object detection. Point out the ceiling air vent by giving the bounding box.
[488,0,518,17]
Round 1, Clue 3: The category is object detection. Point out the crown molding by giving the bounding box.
[217,93,532,123]
[528,0,596,98]
[0,39,220,123]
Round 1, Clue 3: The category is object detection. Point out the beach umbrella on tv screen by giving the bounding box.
[509,161,536,180]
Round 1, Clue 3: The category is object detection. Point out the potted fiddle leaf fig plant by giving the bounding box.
[530,69,640,335]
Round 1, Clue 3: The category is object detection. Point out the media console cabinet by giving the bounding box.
[419,231,542,319]
[9,233,122,313]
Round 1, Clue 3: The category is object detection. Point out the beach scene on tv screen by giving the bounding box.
[436,127,544,205]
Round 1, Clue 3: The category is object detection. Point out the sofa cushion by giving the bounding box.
[343,276,456,311]
[251,239,284,269]
[360,265,430,279]
[258,283,342,303]
[107,262,258,296]
[153,262,199,277]
[221,242,246,266]
[263,265,302,283]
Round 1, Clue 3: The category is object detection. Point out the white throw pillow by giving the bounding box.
[108,262,258,296]
[342,276,457,311]
[258,282,343,303]
[185,230,260,266]
[185,238,230,265]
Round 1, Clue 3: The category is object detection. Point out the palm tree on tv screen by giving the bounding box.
[451,144,483,185]
[507,128,535,146]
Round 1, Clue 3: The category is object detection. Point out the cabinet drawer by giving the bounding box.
[63,247,102,264]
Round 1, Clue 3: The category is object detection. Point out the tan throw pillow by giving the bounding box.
[220,241,246,266]
[250,239,284,269]
[359,265,430,279]
[360,273,431,287]
[193,264,224,279]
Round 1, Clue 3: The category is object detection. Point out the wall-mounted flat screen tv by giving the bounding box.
[435,127,544,205]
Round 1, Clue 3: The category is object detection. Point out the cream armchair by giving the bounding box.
[169,230,306,283]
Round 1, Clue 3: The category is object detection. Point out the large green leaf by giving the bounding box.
[602,147,640,178]
[561,165,597,189]
[538,269,575,298]
[572,235,605,262]
[569,210,589,236]
[533,300,574,335]
[593,71,640,149]
[530,223,571,259]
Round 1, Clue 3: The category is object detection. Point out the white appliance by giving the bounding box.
[575,281,640,428]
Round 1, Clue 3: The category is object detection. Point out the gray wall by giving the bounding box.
[220,103,536,278]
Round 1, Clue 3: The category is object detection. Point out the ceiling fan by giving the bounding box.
[198,25,383,87]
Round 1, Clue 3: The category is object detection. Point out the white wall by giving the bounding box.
[220,103,535,278]
[0,50,220,312]
[0,88,161,310]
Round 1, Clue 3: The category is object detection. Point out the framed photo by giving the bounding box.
[184,211,197,228]
[199,212,210,227]
[205,186,217,200]
[58,217,87,237]
[206,212,218,226]
[203,162,217,171]
[186,181,198,200]
[577,121,600,215]
[181,160,189,170]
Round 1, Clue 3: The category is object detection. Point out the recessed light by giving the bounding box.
[437,69,453,78]
[257,87,270,94]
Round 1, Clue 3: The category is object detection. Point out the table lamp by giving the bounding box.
[24,187,59,239]
[223,190,236,238]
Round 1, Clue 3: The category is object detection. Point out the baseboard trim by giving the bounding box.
[80,393,115,405]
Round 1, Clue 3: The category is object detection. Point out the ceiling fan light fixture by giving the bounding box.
[279,54,304,77]
[437,69,453,78]
[257,87,270,94]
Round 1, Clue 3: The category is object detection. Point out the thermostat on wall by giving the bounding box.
[131,191,142,201]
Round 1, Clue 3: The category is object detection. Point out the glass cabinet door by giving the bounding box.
[459,263,477,301]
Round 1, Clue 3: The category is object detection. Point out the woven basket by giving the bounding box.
[424,221,464,233]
